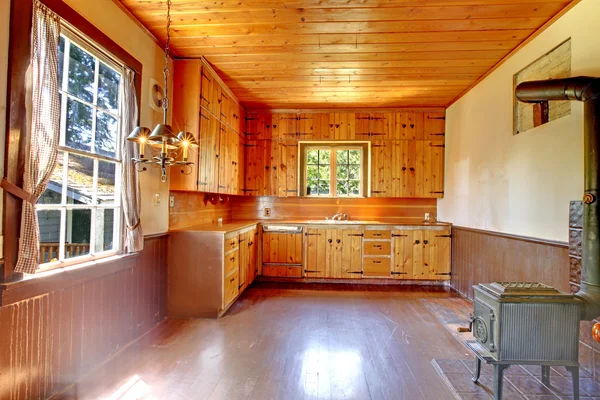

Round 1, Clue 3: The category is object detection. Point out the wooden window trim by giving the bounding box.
[299,141,370,198]
[3,0,142,283]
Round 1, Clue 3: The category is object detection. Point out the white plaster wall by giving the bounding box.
[439,0,600,242]
[64,0,171,234]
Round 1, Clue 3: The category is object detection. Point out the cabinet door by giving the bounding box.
[237,134,245,196]
[399,140,424,198]
[335,112,355,140]
[230,131,241,194]
[200,66,217,115]
[341,230,363,278]
[277,141,299,197]
[424,140,445,198]
[424,111,445,141]
[277,113,298,140]
[313,113,332,140]
[268,140,280,196]
[305,229,328,278]
[171,60,200,191]
[245,112,272,140]
[263,232,303,265]
[298,113,315,139]
[395,111,424,140]
[218,123,231,194]
[411,230,432,280]
[239,232,249,291]
[431,228,451,280]
[244,140,270,196]
[198,112,220,193]
[392,230,413,279]
[219,90,231,126]
[355,112,371,139]
[371,141,392,197]
[370,112,391,140]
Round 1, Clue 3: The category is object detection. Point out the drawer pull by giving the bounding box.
[230,277,235,283]
[373,261,381,264]
[328,239,333,243]
[373,233,382,237]
[415,240,420,244]
[231,241,236,246]
[373,245,382,248]
[423,240,428,245]
[336,239,341,244]
[230,256,235,262]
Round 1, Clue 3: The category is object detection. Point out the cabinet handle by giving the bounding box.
[410,167,415,172]
[415,240,420,244]
[328,239,333,243]
[374,244,382,248]
[402,124,407,128]
[230,256,235,261]
[373,233,382,237]
[424,240,428,245]
[373,261,381,264]
[336,239,341,244]
[402,167,407,171]
[329,124,334,128]
[410,124,415,128]
[230,277,235,283]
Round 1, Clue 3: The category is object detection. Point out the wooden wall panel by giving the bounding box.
[169,191,234,230]
[450,226,569,299]
[0,235,168,400]
[231,196,436,223]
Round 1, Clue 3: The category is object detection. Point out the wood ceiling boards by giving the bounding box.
[118,0,577,109]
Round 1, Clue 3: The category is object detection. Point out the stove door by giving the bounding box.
[474,298,498,356]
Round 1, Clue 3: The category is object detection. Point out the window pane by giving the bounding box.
[319,150,330,164]
[39,152,64,205]
[98,63,120,114]
[306,180,318,196]
[67,154,94,205]
[96,110,118,158]
[337,150,348,164]
[98,161,117,205]
[337,180,349,195]
[65,209,91,259]
[349,180,360,195]
[95,208,115,253]
[307,150,319,164]
[66,98,93,151]
[306,165,318,181]
[38,210,61,263]
[349,149,361,164]
[317,180,330,195]
[336,165,348,180]
[58,36,65,87]
[349,165,360,180]
[318,165,330,180]
[67,44,95,103]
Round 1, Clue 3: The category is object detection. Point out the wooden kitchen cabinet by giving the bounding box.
[371,141,393,197]
[392,228,451,280]
[244,140,271,196]
[198,111,220,193]
[276,140,299,197]
[239,227,258,291]
[394,111,424,140]
[424,111,446,141]
[245,112,273,140]
[354,112,392,140]
[305,228,363,278]
[218,125,242,195]
[424,140,445,198]
[363,229,392,277]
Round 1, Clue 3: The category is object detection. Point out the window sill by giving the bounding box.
[0,252,137,306]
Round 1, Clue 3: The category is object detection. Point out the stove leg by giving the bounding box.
[472,358,482,383]
[566,366,579,400]
[493,364,509,400]
[542,365,550,386]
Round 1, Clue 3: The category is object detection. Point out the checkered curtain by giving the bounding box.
[120,68,144,253]
[15,1,61,274]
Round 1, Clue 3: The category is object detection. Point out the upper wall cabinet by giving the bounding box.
[171,58,245,195]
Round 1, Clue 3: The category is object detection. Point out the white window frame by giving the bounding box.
[36,30,124,272]
[300,142,368,198]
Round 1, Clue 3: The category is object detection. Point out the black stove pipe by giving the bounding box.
[516,76,600,321]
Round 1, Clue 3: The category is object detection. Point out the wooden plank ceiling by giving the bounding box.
[119,0,576,109]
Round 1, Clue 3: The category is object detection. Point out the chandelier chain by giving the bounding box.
[162,0,172,120]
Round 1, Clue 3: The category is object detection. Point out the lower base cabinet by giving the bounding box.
[304,228,363,278]
[392,227,451,280]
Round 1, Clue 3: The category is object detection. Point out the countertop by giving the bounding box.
[170,219,451,233]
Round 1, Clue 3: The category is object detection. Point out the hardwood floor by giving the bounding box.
[53,283,472,400]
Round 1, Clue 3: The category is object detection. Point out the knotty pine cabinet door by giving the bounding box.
[200,65,218,116]
[330,112,355,140]
[217,123,231,194]
[276,113,299,140]
[276,141,299,197]
[392,229,451,281]
[394,111,424,140]
[304,228,328,278]
[424,111,446,141]
[171,59,200,191]
[198,111,220,193]
[312,113,333,140]
[424,140,445,198]
[239,228,259,290]
[355,112,371,139]
[298,113,315,139]
[305,229,363,278]
[340,230,363,278]
[371,141,393,197]
[244,140,271,196]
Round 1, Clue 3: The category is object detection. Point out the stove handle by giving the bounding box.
[457,314,474,333]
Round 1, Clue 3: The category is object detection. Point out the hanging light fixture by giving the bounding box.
[127,0,197,182]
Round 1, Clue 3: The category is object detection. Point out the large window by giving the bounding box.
[300,143,368,197]
[36,32,123,266]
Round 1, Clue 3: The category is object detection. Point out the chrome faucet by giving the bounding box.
[331,213,348,221]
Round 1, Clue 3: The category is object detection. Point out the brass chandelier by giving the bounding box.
[126,0,197,182]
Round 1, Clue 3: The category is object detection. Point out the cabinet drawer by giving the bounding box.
[224,234,239,253]
[364,230,391,240]
[364,241,391,256]
[363,257,391,277]
[225,250,239,276]
[224,269,239,307]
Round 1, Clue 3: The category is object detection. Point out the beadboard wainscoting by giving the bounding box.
[0,234,168,400]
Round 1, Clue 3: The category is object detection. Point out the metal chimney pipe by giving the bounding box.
[516,76,600,321]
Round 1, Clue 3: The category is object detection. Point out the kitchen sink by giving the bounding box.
[306,220,381,224]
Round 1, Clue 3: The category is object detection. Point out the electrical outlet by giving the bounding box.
[425,212,430,220]
[264,208,271,217]
[154,193,161,206]
[169,195,175,208]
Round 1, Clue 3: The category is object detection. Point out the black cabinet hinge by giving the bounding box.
[436,234,452,238]
[391,271,408,275]
[371,191,386,194]
[347,271,363,274]
[371,144,385,148]
[347,233,364,237]
[427,116,446,120]
[243,143,259,147]
[304,270,321,273]
[284,189,298,193]
[430,144,445,148]
[200,112,209,120]
[305,233,322,236]
[430,133,445,136]
[436,272,452,276]
[392,234,408,237]
[430,191,444,194]
[244,117,259,121]
[241,189,259,193]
